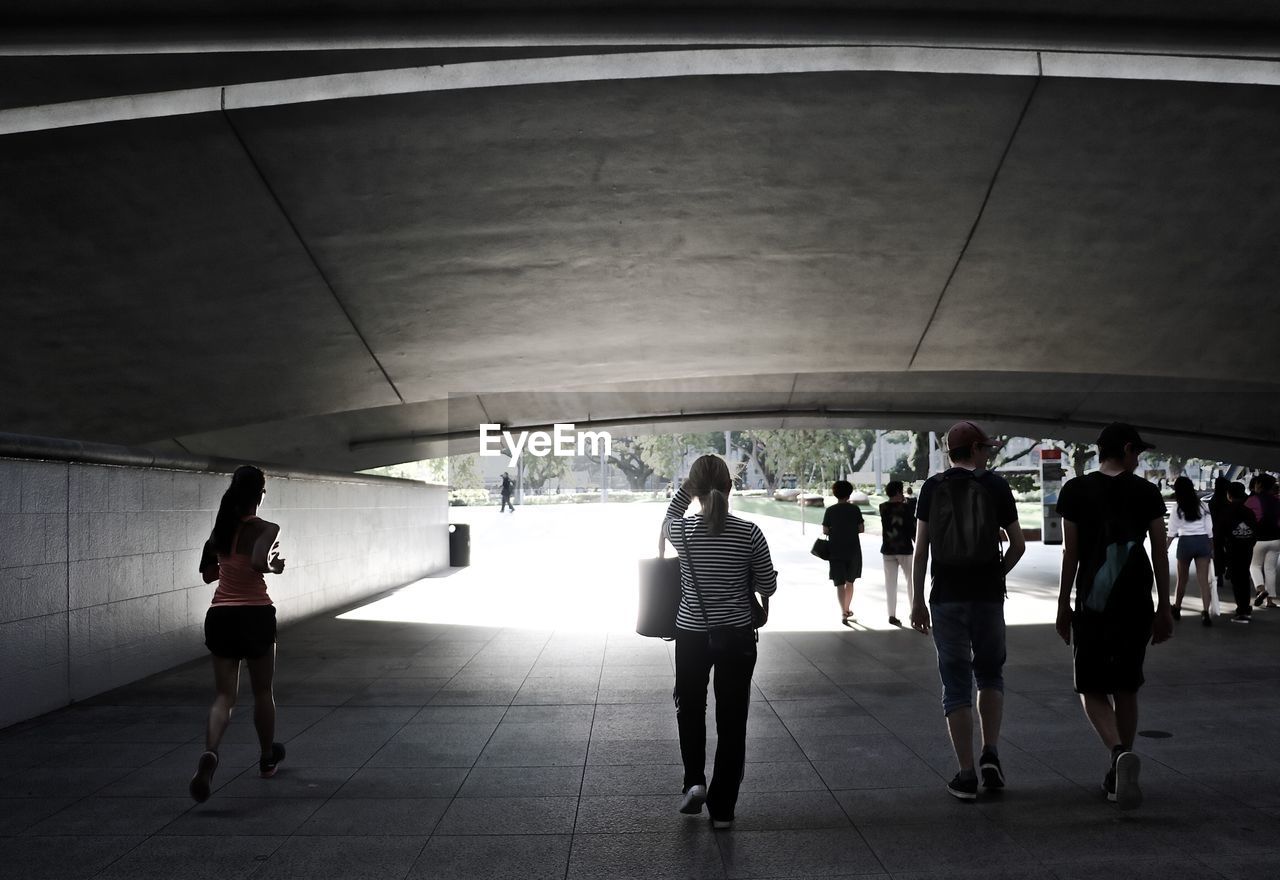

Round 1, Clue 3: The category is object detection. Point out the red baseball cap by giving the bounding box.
[946,421,1003,455]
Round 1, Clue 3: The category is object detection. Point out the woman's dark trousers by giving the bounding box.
[673,628,757,820]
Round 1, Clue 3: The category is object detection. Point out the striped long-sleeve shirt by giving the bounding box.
[664,486,778,631]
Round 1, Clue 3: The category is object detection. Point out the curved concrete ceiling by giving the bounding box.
[3,5,1279,471]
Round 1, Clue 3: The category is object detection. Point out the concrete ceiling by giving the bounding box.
[3,5,1279,471]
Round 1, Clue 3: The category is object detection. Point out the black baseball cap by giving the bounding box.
[1096,422,1155,452]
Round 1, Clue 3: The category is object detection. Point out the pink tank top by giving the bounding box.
[212,518,273,607]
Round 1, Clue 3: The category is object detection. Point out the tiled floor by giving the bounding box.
[3,504,1278,878]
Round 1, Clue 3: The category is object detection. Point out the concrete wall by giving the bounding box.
[0,458,448,729]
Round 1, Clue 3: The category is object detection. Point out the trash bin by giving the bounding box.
[448,523,470,567]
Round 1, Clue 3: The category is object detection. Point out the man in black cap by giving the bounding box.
[911,421,1025,800]
[1054,423,1174,811]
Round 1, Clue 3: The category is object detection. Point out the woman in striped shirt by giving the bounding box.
[660,455,777,829]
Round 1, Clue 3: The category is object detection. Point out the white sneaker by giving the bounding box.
[679,784,707,814]
[1115,751,1143,811]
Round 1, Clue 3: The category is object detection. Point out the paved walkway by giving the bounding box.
[2,502,1278,879]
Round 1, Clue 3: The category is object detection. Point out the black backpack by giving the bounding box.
[928,470,1002,568]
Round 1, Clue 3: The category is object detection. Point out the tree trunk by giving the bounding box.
[909,432,931,480]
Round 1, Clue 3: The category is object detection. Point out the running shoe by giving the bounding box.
[259,742,286,778]
[679,784,707,815]
[189,750,218,803]
[946,773,978,801]
[979,749,1005,789]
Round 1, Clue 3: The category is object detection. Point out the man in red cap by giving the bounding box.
[911,421,1026,800]
[1054,423,1173,811]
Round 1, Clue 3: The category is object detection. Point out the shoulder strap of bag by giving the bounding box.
[679,524,713,630]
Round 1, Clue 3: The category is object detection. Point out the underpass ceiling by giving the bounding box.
[3,16,1279,471]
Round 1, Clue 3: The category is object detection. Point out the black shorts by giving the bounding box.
[1071,608,1152,694]
[204,605,277,660]
[830,556,862,584]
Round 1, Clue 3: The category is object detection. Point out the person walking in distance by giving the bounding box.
[190,466,288,803]
[910,422,1025,801]
[1224,482,1258,623]
[879,480,915,627]
[1055,423,1174,811]
[823,480,865,624]
[1208,477,1231,595]
[499,471,515,513]
[1167,476,1216,626]
[1246,475,1280,607]
[661,455,777,829]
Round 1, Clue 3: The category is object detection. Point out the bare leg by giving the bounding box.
[837,585,851,617]
[945,707,975,771]
[1112,691,1139,748]
[244,648,277,757]
[1194,557,1213,612]
[846,581,857,615]
[205,656,241,753]
[976,688,1004,753]
[1173,558,1190,608]
[1080,693,1121,751]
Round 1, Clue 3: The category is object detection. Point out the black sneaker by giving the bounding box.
[979,750,1005,789]
[189,750,218,803]
[946,773,978,801]
[1102,766,1117,802]
[259,742,286,778]
[1232,613,1251,624]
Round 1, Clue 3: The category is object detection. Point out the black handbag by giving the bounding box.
[810,538,831,561]
[637,556,681,639]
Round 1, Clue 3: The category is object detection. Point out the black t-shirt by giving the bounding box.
[1224,503,1258,557]
[916,468,1019,602]
[1056,471,1165,616]
[878,501,915,555]
[822,502,864,561]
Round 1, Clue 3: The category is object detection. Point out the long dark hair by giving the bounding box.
[1210,476,1229,507]
[212,466,266,554]
[683,455,732,536]
[1173,476,1202,522]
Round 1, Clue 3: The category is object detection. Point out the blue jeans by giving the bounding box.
[930,601,1006,716]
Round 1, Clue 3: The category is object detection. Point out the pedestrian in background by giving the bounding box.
[1168,476,1215,626]
[1224,482,1258,622]
[1246,475,1280,607]
[823,480,865,624]
[878,480,914,627]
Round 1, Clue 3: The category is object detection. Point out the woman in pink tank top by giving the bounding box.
[189,466,289,803]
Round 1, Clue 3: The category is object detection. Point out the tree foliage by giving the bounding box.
[608,437,657,490]
[524,454,571,492]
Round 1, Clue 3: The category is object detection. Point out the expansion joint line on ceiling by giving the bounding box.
[218,96,406,405]
[906,66,1043,370]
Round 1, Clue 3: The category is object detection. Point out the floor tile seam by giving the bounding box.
[741,647,891,879]
[14,759,141,837]
[566,628,610,880]
[230,627,520,878]
[411,627,561,879]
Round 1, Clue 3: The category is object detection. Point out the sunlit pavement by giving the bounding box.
[3,501,1278,879]
[348,500,1069,632]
